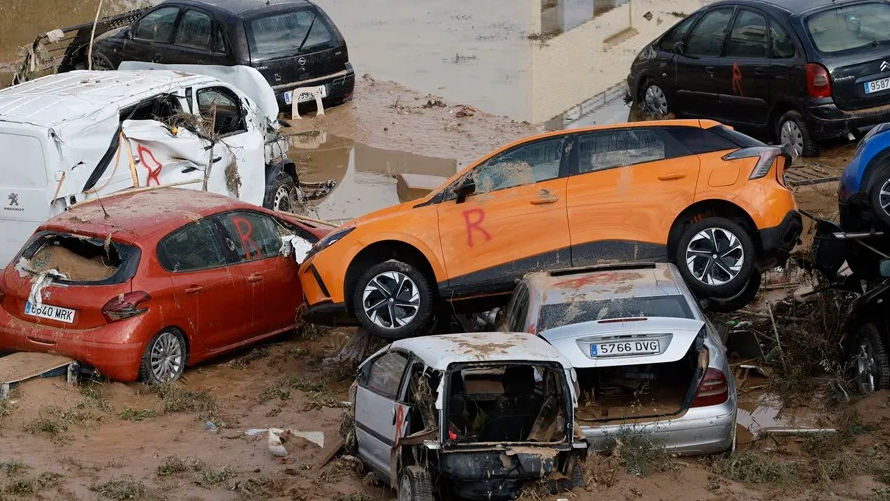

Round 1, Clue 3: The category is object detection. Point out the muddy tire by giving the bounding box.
[398,465,433,501]
[777,111,817,158]
[675,217,756,299]
[640,80,669,116]
[706,270,761,313]
[852,323,890,395]
[353,260,433,340]
[138,330,187,384]
[263,171,301,213]
[868,164,890,229]
[90,53,115,71]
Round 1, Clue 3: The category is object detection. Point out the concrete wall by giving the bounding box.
[530,0,712,123]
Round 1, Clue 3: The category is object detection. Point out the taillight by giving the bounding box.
[807,63,832,98]
[691,368,729,408]
[722,146,786,180]
[102,291,151,323]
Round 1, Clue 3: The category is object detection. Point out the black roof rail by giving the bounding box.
[547,262,659,277]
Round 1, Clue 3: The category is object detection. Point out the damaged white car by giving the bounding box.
[0,63,325,267]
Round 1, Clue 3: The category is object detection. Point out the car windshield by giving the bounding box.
[806,3,890,54]
[537,296,693,332]
[246,8,334,60]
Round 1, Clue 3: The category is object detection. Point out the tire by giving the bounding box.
[868,164,890,229]
[138,330,187,384]
[398,465,433,501]
[707,270,761,313]
[90,53,115,71]
[353,260,434,340]
[263,171,301,213]
[675,217,756,299]
[640,80,669,116]
[777,111,818,158]
[852,323,890,395]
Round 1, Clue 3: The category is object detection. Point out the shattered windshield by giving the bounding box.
[806,3,890,54]
[246,8,335,60]
[537,296,693,332]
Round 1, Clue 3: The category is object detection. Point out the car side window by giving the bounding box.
[196,87,246,135]
[174,10,213,51]
[657,14,698,52]
[508,284,530,332]
[470,137,565,194]
[577,129,667,174]
[214,24,229,54]
[217,212,282,263]
[724,10,768,58]
[769,20,795,59]
[133,7,180,43]
[362,351,410,399]
[158,219,227,272]
[685,8,734,57]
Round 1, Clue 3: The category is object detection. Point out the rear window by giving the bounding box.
[17,232,140,285]
[246,8,335,59]
[537,296,693,332]
[806,3,890,54]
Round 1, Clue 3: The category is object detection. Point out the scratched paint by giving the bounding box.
[462,208,491,248]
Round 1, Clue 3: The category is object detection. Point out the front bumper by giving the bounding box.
[804,100,890,140]
[758,210,803,260]
[273,64,356,109]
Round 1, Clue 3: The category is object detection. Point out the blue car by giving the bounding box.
[839,123,890,230]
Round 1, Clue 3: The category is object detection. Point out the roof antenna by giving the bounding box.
[91,189,111,219]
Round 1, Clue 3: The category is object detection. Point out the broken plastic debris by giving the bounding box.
[280,235,313,264]
[245,428,325,457]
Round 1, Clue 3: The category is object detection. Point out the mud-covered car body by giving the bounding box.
[504,263,737,456]
[351,332,588,500]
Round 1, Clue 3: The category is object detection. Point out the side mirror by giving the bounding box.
[674,41,686,55]
[881,259,890,278]
[125,28,134,40]
[455,179,476,204]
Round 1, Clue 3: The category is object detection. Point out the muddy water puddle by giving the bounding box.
[287,131,457,223]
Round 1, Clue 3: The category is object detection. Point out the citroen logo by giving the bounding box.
[298,57,307,66]
[274,73,282,82]
[881,61,890,72]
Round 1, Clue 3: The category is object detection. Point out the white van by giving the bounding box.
[0,64,300,268]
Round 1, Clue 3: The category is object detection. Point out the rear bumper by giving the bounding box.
[804,100,890,140]
[0,306,147,382]
[758,210,803,260]
[273,64,356,109]
[581,403,736,456]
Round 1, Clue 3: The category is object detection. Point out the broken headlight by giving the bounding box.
[305,226,356,260]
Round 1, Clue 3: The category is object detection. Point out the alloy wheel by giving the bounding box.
[643,84,668,115]
[780,120,804,158]
[857,338,878,394]
[879,178,890,219]
[685,227,745,286]
[362,271,421,330]
[150,332,184,382]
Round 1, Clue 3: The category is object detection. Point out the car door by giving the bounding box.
[124,5,182,64]
[566,128,699,265]
[714,8,773,126]
[767,16,805,121]
[158,217,249,353]
[673,7,736,119]
[166,8,235,66]
[214,210,297,344]
[435,136,572,297]
[355,350,411,482]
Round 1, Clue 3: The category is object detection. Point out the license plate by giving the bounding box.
[590,340,660,357]
[284,85,328,105]
[864,77,890,94]
[25,301,75,324]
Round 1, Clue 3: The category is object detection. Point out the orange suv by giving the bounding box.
[300,120,801,339]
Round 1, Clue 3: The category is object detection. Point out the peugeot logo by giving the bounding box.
[298,57,307,66]
[8,193,18,206]
[882,60,890,72]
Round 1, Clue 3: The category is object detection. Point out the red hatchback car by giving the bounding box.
[0,188,329,383]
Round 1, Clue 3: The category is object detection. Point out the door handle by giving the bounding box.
[754,68,766,75]
[185,285,204,294]
[658,173,687,181]
[530,195,560,205]
[247,273,263,283]
[705,66,715,73]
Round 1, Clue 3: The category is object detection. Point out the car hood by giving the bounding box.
[541,317,704,368]
[349,202,412,225]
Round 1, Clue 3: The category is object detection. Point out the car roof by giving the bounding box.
[0,70,215,128]
[389,332,572,371]
[40,188,254,243]
[169,0,312,17]
[525,263,686,305]
[714,0,867,15]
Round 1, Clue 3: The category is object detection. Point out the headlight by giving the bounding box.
[305,226,356,260]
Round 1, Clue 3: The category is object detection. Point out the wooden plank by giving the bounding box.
[310,435,344,470]
[0,352,75,385]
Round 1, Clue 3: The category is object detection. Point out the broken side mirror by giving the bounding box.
[881,259,890,278]
[455,179,476,204]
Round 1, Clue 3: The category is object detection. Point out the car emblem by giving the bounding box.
[274,73,282,82]
[8,193,18,206]
[298,57,307,66]
[882,61,890,72]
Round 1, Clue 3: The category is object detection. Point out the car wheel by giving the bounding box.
[641,81,669,116]
[853,323,890,395]
[353,260,434,340]
[138,330,187,384]
[90,53,115,71]
[675,217,756,299]
[868,164,890,228]
[777,111,817,158]
[706,270,761,313]
[398,465,433,501]
[263,171,303,213]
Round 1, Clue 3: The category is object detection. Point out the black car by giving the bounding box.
[90,0,355,109]
[626,0,890,157]
[842,259,890,395]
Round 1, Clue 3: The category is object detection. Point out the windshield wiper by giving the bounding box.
[297,12,319,53]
